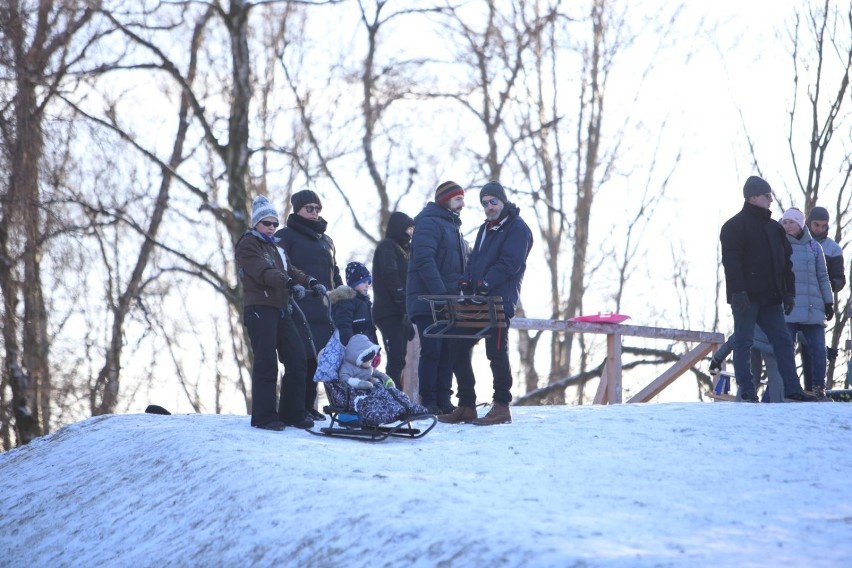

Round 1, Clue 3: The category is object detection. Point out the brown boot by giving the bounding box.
[471,402,511,425]
[813,386,833,402]
[437,405,478,424]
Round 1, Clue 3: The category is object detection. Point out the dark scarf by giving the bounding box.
[287,212,329,236]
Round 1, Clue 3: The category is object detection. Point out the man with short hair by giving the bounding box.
[406,181,468,414]
[800,205,845,391]
[439,181,533,425]
[719,175,816,402]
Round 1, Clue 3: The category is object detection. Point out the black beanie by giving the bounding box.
[291,189,322,213]
[742,176,771,199]
[480,180,509,204]
[807,206,829,223]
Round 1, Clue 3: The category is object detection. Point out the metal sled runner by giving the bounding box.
[418,294,506,339]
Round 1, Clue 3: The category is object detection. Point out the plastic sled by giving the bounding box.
[569,313,630,324]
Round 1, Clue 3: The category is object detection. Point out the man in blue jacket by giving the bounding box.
[438,181,533,425]
[406,181,468,414]
[719,175,816,402]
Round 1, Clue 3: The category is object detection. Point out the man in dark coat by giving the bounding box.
[275,189,341,420]
[719,175,816,402]
[406,181,467,414]
[372,211,415,388]
[438,181,533,426]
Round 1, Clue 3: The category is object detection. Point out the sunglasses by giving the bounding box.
[481,198,500,207]
[259,220,279,228]
[303,205,322,214]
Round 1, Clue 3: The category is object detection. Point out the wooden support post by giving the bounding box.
[627,342,716,402]
[593,361,609,404]
[606,333,623,403]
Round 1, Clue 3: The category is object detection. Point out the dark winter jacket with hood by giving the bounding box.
[720,201,795,306]
[406,202,466,319]
[329,285,378,346]
[463,203,533,319]
[275,214,343,351]
[372,212,414,322]
[235,230,313,308]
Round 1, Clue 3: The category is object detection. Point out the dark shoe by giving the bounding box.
[284,416,315,429]
[739,392,759,403]
[471,402,511,425]
[255,420,286,431]
[786,391,818,402]
[307,408,327,421]
[424,403,442,415]
[437,405,477,424]
[438,400,457,414]
[812,386,833,402]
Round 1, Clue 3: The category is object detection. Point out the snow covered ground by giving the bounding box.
[1,402,850,567]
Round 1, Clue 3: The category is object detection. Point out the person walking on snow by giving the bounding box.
[719,176,816,402]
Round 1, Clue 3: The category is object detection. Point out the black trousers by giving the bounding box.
[376,316,407,388]
[244,305,307,425]
[451,320,513,406]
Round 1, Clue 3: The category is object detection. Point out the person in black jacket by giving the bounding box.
[407,181,468,414]
[372,212,415,388]
[438,181,533,426]
[275,189,340,421]
[329,261,379,347]
[719,176,816,402]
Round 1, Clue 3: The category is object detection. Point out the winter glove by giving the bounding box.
[404,316,416,341]
[708,358,722,375]
[731,291,750,313]
[458,279,472,295]
[783,295,795,316]
[308,279,327,297]
[471,280,490,305]
[826,346,838,362]
[346,378,374,390]
[824,303,834,321]
[287,279,306,300]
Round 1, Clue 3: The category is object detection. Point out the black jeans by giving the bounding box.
[451,320,513,406]
[376,316,407,388]
[244,305,307,425]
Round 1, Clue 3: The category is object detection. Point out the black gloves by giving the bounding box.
[826,346,838,362]
[308,279,327,297]
[825,303,834,321]
[783,296,795,316]
[708,358,722,375]
[404,316,416,341]
[458,279,472,295]
[287,279,306,300]
[731,291,750,312]
[474,280,490,296]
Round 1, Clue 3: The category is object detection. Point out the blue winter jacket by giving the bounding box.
[463,203,533,319]
[406,202,466,319]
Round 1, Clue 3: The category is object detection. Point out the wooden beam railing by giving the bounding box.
[511,318,724,404]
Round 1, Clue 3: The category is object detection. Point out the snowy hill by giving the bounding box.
[1,403,851,567]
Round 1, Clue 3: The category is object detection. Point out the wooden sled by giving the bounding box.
[418,294,506,339]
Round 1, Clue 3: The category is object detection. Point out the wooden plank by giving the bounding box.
[511,317,724,344]
[626,342,716,402]
[453,321,508,328]
[606,333,623,404]
[593,360,609,404]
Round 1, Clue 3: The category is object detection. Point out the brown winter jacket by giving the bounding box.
[235,230,313,308]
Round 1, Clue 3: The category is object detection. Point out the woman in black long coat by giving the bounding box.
[275,189,343,420]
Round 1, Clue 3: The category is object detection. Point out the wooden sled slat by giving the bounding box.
[419,294,506,339]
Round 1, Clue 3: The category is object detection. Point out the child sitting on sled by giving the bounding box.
[323,333,430,426]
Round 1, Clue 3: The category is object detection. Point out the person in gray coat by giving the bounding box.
[780,207,834,401]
